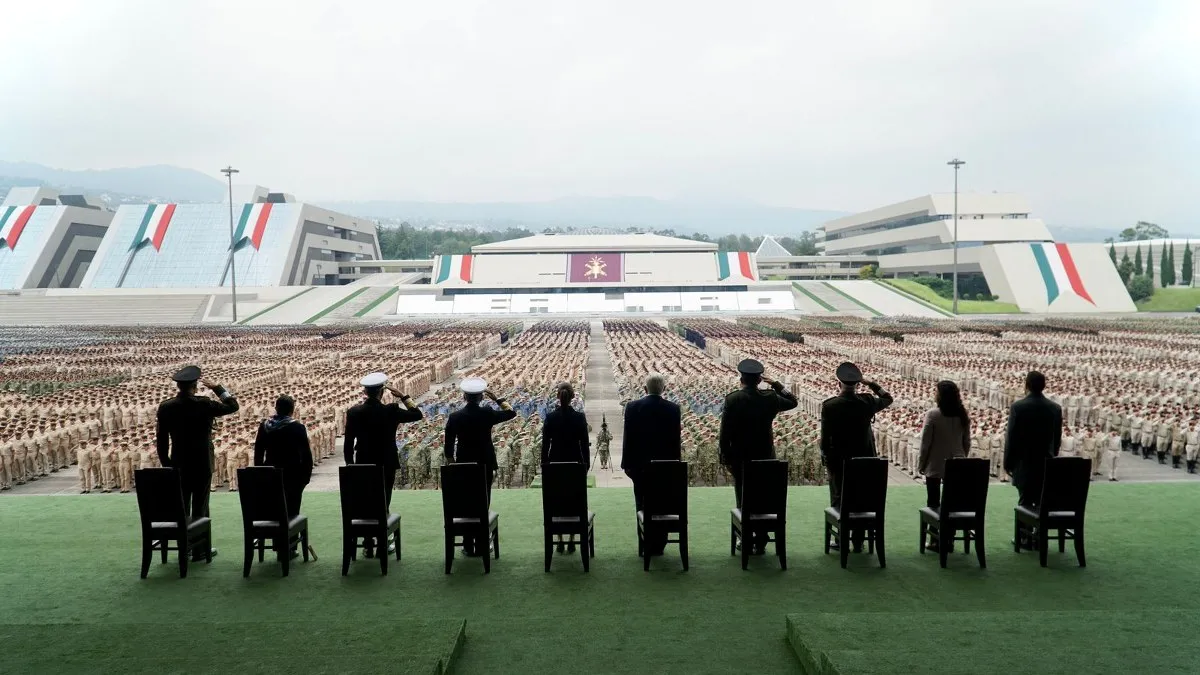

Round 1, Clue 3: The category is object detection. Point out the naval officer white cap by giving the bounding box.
[461,377,487,394]
[361,372,388,388]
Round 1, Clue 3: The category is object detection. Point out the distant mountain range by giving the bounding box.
[2,160,1183,242]
[0,160,225,203]
[319,196,847,238]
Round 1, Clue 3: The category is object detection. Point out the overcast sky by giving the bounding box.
[1,1,1197,228]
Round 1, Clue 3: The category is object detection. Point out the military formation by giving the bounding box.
[3,315,1200,495]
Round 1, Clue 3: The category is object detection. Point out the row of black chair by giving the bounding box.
[134,456,1091,579]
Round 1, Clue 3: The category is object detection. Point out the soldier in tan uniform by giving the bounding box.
[118,442,135,493]
[78,443,98,493]
[1171,421,1186,470]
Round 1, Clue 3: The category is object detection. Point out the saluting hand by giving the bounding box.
[201,379,217,390]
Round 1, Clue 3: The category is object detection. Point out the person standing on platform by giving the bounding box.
[1003,371,1063,517]
[541,382,592,554]
[1105,429,1122,482]
[254,395,314,559]
[444,377,516,555]
[622,373,682,556]
[344,372,423,558]
[155,366,239,562]
[720,359,798,554]
[819,362,892,551]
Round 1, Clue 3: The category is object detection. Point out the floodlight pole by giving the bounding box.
[221,166,240,323]
[947,158,966,314]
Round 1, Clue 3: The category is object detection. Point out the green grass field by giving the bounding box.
[882,279,1023,314]
[3,485,1199,674]
[1136,287,1200,312]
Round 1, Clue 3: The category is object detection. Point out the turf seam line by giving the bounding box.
[793,282,837,312]
[874,280,956,317]
[354,286,400,317]
[237,287,315,325]
[303,287,369,324]
[821,282,882,317]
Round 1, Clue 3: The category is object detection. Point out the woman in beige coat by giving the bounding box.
[919,381,972,549]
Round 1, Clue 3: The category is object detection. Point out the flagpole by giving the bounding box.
[221,166,239,324]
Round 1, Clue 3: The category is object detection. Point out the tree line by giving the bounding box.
[377,224,820,260]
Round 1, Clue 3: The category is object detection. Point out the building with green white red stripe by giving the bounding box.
[0,187,113,290]
[80,187,380,289]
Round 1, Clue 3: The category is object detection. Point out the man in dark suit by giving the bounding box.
[621,373,681,555]
[820,362,893,551]
[541,382,591,553]
[719,359,798,553]
[344,372,423,556]
[1004,370,1062,511]
[155,365,239,561]
[253,395,313,520]
[444,377,516,555]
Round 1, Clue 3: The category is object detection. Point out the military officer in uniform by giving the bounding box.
[444,377,517,555]
[344,372,423,557]
[155,365,239,561]
[719,359,798,554]
[819,362,893,551]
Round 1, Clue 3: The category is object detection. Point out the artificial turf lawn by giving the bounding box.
[3,484,1199,675]
[882,279,1023,314]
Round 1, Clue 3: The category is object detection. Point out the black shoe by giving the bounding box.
[289,549,300,561]
[556,544,566,554]
[191,548,218,562]
[363,539,375,558]
[1109,477,1118,482]
[852,543,864,553]
[567,544,576,554]
[828,540,840,551]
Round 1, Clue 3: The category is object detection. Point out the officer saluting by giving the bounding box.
[156,365,239,561]
[719,358,798,553]
[819,362,893,547]
[444,377,517,506]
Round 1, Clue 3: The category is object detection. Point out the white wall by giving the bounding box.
[985,243,1135,313]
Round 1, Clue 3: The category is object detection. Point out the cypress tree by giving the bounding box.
[1109,242,1117,266]
[1182,243,1193,287]
[1167,242,1177,286]
[1134,245,1143,276]
[1159,242,1171,288]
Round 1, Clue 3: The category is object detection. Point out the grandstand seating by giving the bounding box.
[0,292,209,326]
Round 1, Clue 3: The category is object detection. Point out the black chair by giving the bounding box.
[442,462,500,574]
[823,457,888,569]
[1014,456,1091,567]
[730,459,788,570]
[636,460,689,571]
[237,466,309,578]
[918,457,990,569]
[338,465,401,576]
[135,468,212,579]
[542,462,595,572]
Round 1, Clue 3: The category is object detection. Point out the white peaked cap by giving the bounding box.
[461,377,487,394]
[361,372,388,388]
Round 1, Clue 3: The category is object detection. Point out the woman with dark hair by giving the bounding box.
[918,380,971,550]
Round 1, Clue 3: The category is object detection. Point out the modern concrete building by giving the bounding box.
[80,187,380,289]
[0,187,114,290]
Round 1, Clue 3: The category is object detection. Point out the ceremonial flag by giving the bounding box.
[1031,242,1094,305]
[0,205,36,250]
[129,203,178,251]
[434,254,474,283]
[716,251,755,280]
[231,203,275,250]
[568,253,623,283]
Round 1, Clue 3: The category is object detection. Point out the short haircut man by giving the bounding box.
[1004,370,1063,510]
[621,372,682,555]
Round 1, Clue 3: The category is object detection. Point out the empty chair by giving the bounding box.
[730,459,788,570]
[918,457,990,569]
[823,457,888,569]
[442,462,500,574]
[237,466,310,578]
[636,460,689,571]
[135,467,212,579]
[338,465,401,576]
[541,462,596,572]
[1014,456,1091,567]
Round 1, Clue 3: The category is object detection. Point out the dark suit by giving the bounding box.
[444,402,517,505]
[719,384,798,509]
[344,398,423,508]
[541,405,590,466]
[621,394,682,512]
[253,416,314,518]
[155,386,239,520]
[1003,392,1062,508]
[819,383,893,508]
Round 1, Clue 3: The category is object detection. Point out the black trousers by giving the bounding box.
[284,482,305,519]
[467,467,496,554]
[383,468,397,510]
[925,476,941,509]
[629,472,666,553]
[179,469,211,521]
[730,465,765,548]
[826,467,863,546]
